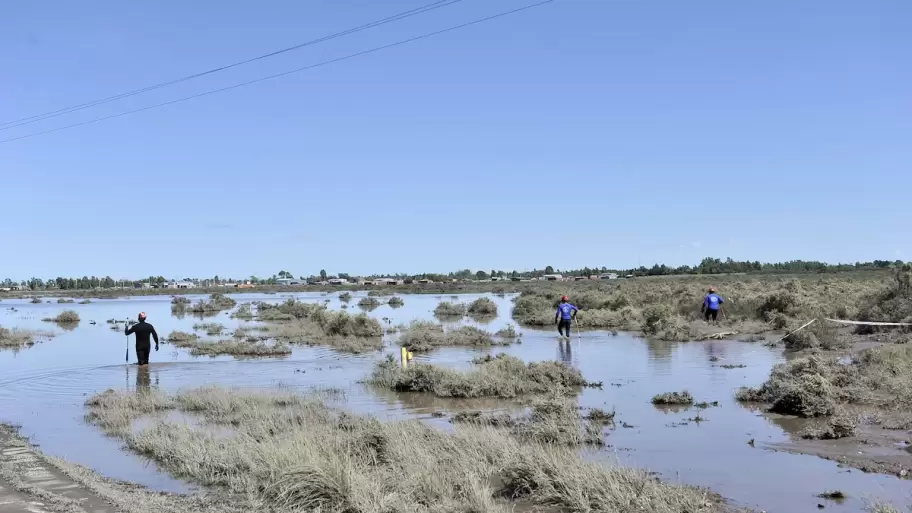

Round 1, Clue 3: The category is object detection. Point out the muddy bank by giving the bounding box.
[0,423,247,513]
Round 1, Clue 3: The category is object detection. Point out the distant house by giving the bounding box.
[418,279,433,284]
[600,273,619,280]
[275,278,302,286]
[373,278,402,286]
[543,274,562,281]
[170,281,194,289]
[573,276,587,281]
[328,278,348,285]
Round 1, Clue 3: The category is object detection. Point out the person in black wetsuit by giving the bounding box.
[125,312,159,365]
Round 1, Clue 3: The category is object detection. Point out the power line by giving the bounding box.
[0,0,463,131]
[0,0,553,145]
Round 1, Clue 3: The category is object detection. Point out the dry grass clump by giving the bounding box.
[467,297,498,317]
[339,292,352,302]
[782,320,851,351]
[452,397,606,446]
[495,325,521,339]
[357,297,381,310]
[651,391,694,405]
[231,303,254,319]
[171,296,191,305]
[42,310,80,324]
[398,321,511,352]
[0,326,51,349]
[368,353,598,398]
[190,294,237,313]
[192,322,225,336]
[186,339,291,358]
[855,265,912,334]
[57,298,75,304]
[252,300,383,353]
[29,297,42,304]
[387,296,404,307]
[736,344,912,433]
[434,301,467,317]
[165,330,197,343]
[801,409,858,440]
[84,387,723,513]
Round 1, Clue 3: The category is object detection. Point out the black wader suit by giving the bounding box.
[125,321,159,365]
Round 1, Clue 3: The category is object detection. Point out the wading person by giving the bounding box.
[125,312,159,365]
[555,295,579,339]
[701,287,725,325]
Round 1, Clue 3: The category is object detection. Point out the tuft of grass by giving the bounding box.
[339,292,352,302]
[84,387,724,513]
[171,296,191,305]
[42,310,80,324]
[467,297,498,317]
[192,322,225,336]
[398,321,511,352]
[817,490,847,500]
[357,297,381,310]
[495,325,521,339]
[189,294,237,313]
[0,326,51,349]
[29,297,42,304]
[434,301,467,317]
[231,303,254,319]
[186,339,292,358]
[387,296,404,308]
[651,391,694,405]
[165,330,198,343]
[801,409,858,440]
[57,298,75,304]
[368,353,598,398]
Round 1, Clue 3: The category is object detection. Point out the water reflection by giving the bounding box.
[557,339,573,366]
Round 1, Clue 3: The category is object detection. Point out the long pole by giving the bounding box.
[125,319,130,363]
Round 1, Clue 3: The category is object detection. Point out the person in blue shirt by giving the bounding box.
[701,288,725,324]
[555,295,579,338]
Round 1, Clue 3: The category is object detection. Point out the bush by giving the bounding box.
[651,391,694,405]
[171,296,191,305]
[339,292,352,302]
[387,296,404,307]
[434,301,467,317]
[43,310,80,324]
[57,298,75,304]
[467,297,498,316]
[358,297,381,310]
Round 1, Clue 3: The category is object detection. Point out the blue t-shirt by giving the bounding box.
[703,293,723,311]
[557,303,578,320]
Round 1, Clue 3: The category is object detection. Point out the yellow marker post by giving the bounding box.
[400,346,408,369]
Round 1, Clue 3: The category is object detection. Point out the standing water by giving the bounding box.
[0,292,909,511]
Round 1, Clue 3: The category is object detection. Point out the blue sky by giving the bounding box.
[1,0,909,280]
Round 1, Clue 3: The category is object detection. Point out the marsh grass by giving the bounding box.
[42,310,80,324]
[434,301,467,317]
[387,296,404,307]
[85,387,723,513]
[736,344,912,430]
[56,298,75,304]
[253,300,383,353]
[29,297,42,304]
[230,303,254,319]
[651,391,694,406]
[0,326,52,349]
[357,297,381,310]
[165,329,288,357]
[368,353,598,398]
[189,294,237,313]
[467,297,498,316]
[192,323,225,336]
[511,274,888,340]
[495,325,521,339]
[398,321,511,352]
[339,292,352,302]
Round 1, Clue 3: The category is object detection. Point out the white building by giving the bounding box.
[275,278,302,286]
[328,278,349,285]
[542,274,563,281]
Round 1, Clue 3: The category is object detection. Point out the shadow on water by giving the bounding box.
[0,292,910,511]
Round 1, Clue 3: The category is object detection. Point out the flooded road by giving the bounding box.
[1,292,910,512]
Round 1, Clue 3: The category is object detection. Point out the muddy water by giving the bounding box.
[1,292,910,511]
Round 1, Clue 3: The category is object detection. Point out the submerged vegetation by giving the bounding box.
[0,326,52,349]
[368,353,599,398]
[189,294,238,313]
[651,391,695,406]
[253,300,383,353]
[84,387,725,513]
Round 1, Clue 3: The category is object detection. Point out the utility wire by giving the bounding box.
[0,0,463,131]
[0,0,553,145]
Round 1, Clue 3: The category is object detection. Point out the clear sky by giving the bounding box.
[1,0,909,280]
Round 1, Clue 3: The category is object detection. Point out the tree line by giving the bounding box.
[2,258,906,291]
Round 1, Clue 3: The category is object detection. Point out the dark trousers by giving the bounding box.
[136,340,151,365]
[558,319,572,337]
[704,309,719,322]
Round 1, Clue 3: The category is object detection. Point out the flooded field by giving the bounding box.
[1,291,910,512]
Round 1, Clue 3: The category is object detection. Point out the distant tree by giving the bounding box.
[475,270,489,280]
[320,269,327,281]
[545,266,554,275]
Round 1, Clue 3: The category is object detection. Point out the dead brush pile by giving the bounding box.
[368,353,600,398]
[84,387,725,513]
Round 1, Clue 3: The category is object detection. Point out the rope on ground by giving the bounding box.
[823,318,912,327]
